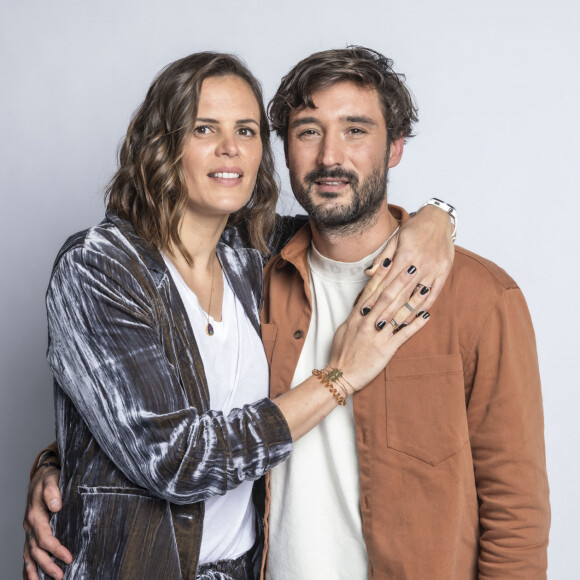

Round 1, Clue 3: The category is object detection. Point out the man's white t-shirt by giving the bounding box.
[267,242,389,579]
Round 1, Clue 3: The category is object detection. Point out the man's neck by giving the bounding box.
[309,202,398,262]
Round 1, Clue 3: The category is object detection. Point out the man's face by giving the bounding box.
[286,81,403,233]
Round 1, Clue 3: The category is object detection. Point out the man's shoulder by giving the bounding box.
[452,245,519,294]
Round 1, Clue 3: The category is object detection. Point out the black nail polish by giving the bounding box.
[394,322,408,334]
[416,310,425,318]
[364,263,374,271]
[422,312,430,319]
[382,258,392,268]
[361,306,371,316]
[377,320,387,330]
[420,286,429,295]
[407,265,417,274]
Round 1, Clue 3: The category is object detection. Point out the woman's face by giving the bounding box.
[181,75,263,219]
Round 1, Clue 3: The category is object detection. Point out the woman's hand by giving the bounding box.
[358,204,455,320]
[330,272,431,392]
[23,465,70,580]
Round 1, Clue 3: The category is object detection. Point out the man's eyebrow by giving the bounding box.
[344,115,377,126]
[195,117,259,125]
[289,115,378,129]
[289,117,319,129]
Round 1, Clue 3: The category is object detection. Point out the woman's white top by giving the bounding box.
[162,253,269,563]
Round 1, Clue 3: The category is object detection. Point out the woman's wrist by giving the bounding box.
[313,364,358,404]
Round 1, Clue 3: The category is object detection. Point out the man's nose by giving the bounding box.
[317,132,344,167]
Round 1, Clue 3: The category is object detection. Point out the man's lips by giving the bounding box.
[313,178,350,192]
[315,179,349,185]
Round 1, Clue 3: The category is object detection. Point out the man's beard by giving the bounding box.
[290,161,388,237]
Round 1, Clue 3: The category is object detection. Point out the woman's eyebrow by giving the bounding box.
[195,117,259,125]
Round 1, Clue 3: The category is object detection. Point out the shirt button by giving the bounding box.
[293,330,304,339]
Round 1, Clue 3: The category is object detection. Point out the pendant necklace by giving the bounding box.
[205,256,217,336]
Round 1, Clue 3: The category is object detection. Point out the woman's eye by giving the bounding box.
[238,127,257,137]
[193,125,211,135]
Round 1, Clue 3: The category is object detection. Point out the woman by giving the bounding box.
[24,52,448,579]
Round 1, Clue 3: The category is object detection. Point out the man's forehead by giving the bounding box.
[289,81,383,123]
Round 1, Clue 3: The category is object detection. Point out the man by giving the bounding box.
[24,47,549,579]
[260,47,549,578]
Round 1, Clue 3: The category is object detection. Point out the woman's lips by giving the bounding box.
[208,168,243,186]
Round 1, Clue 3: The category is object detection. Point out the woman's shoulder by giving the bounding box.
[51,214,163,286]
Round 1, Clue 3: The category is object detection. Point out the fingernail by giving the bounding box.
[416,310,425,318]
[361,306,371,316]
[393,322,408,334]
[49,499,60,510]
[364,263,374,271]
[422,312,430,319]
[377,320,387,330]
[407,265,417,274]
[420,286,429,295]
[382,258,392,268]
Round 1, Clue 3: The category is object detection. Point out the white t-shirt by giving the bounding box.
[267,242,388,580]
[162,254,269,564]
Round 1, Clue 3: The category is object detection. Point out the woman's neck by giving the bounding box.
[163,210,227,322]
[168,210,228,270]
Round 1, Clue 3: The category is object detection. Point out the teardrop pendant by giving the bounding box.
[206,323,214,336]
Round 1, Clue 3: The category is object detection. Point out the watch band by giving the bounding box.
[419,198,458,241]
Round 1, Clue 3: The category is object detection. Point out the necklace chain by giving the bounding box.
[206,255,217,336]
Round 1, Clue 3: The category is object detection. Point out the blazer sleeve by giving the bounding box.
[465,287,550,578]
[47,244,292,505]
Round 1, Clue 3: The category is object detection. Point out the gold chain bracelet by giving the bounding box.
[312,368,347,406]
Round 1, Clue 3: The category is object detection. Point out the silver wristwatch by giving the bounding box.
[418,198,458,241]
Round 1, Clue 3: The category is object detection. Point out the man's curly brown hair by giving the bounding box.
[269,46,418,150]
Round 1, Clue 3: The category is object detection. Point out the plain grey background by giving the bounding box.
[2,0,579,577]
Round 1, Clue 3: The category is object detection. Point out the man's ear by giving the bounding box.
[387,136,405,168]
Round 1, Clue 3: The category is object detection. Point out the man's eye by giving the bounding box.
[298,129,318,137]
[348,128,366,135]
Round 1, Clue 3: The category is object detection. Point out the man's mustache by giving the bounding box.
[304,168,359,187]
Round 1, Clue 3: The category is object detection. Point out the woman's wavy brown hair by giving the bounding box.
[106,52,279,262]
[269,46,418,150]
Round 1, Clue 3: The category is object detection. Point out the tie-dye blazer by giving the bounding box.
[44,212,300,579]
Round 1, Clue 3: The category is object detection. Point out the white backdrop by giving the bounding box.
[1,1,579,577]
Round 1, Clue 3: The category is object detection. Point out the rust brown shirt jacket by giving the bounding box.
[260,208,550,579]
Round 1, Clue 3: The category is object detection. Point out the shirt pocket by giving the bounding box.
[385,353,468,467]
[261,322,278,367]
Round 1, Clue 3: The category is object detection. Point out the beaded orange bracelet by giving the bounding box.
[312,368,347,406]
